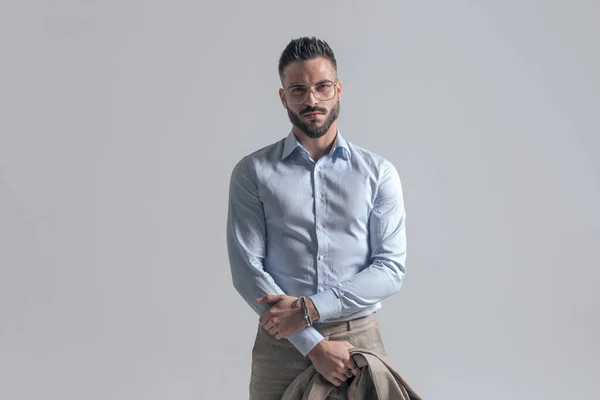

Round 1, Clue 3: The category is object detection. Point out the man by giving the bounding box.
[227,37,408,399]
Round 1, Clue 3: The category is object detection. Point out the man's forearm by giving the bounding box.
[230,266,325,356]
[309,258,405,321]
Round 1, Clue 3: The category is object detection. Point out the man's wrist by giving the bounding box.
[307,339,326,360]
[306,297,320,322]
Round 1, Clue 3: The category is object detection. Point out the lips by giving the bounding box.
[303,112,324,118]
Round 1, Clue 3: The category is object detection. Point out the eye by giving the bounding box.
[291,87,307,93]
[316,83,332,91]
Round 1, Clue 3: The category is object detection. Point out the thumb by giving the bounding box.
[256,294,285,304]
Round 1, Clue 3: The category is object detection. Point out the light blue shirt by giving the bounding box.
[226,130,407,356]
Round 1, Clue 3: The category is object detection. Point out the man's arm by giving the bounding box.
[226,156,324,356]
[309,159,407,321]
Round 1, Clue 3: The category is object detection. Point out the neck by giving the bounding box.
[293,124,338,162]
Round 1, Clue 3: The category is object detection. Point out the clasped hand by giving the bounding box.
[256,295,306,340]
[256,295,359,387]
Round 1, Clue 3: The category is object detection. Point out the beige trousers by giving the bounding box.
[249,313,386,400]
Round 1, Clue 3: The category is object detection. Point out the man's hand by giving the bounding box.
[307,340,358,387]
[256,295,305,339]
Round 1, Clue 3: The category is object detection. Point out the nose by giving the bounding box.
[304,90,319,106]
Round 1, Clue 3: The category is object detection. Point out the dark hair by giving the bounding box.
[278,37,337,81]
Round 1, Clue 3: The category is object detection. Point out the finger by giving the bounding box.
[267,325,279,337]
[328,377,343,387]
[335,365,348,379]
[258,313,273,328]
[257,295,284,304]
[259,313,271,326]
[335,372,348,383]
[256,295,271,303]
[347,360,357,370]
[263,320,274,332]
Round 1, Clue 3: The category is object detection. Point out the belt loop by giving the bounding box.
[346,319,352,331]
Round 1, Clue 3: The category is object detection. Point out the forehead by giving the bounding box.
[282,57,336,86]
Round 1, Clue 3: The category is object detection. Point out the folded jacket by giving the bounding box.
[281,347,422,400]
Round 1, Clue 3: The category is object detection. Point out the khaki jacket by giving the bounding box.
[281,347,422,399]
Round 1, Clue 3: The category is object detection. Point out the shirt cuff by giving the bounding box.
[309,289,342,321]
[287,326,324,357]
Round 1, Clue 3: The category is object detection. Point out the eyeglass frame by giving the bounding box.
[282,78,340,104]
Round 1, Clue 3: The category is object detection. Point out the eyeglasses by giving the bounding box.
[283,79,339,104]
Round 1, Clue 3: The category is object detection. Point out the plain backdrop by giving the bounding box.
[1,1,599,399]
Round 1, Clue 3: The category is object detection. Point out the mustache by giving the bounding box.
[300,107,327,115]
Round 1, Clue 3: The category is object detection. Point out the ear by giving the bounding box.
[336,79,343,101]
[278,88,288,109]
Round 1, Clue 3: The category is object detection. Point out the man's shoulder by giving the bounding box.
[230,137,285,179]
[345,139,395,172]
[245,137,286,161]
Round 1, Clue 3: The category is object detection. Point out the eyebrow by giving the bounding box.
[287,79,335,88]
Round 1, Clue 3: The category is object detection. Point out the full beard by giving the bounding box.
[287,101,340,139]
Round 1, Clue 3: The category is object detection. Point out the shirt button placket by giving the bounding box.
[314,163,324,291]
[314,161,330,291]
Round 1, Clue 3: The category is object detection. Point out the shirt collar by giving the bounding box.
[281,129,351,161]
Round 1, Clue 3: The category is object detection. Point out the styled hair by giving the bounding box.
[278,37,337,80]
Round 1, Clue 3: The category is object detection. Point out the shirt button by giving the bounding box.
[318,255,324,261]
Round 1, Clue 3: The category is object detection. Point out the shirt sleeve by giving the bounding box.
[226,156,324,357]
[309,159,407,321]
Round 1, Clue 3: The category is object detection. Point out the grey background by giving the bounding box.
[1,0,598,399]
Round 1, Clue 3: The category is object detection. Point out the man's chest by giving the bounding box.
[257,166,377,228]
